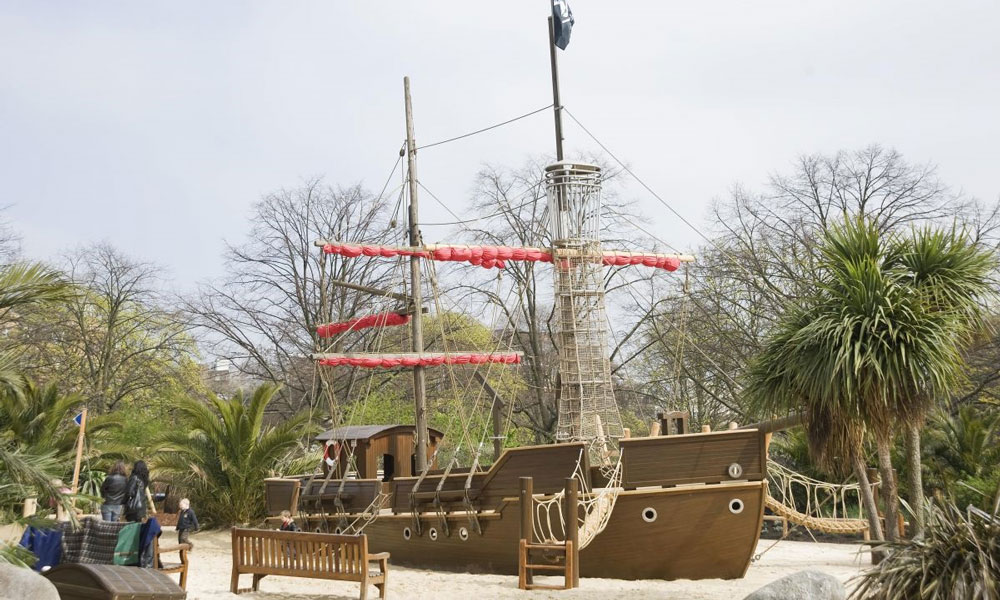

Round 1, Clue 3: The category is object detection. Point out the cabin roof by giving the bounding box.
[315,424,444,442]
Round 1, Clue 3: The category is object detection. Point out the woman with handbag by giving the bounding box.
[123,460,150,522]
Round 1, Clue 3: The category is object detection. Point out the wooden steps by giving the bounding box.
[518,539,574,591]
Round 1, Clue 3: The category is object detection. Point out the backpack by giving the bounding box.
[124,477,145,517]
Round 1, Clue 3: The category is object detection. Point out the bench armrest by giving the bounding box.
[368,552,390,560]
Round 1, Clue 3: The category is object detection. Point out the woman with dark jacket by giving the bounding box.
[123,460,150,522]
[100,461,128,521]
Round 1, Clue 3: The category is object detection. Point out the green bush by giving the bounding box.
[153,384,318,527]
[850,493,1000,599]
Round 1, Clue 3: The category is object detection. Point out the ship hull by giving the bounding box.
[269,431,768,580]
[290,480,764,580]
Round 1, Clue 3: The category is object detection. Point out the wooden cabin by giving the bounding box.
[316,425,444,481]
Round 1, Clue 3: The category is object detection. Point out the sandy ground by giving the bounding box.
[174,527,868,600]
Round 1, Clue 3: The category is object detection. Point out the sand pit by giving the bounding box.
[175,526,867,599]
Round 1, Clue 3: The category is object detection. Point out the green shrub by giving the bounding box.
[850,493,1000,599]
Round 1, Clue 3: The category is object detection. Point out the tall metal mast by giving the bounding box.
[547,15,565,161]
[403,76,430,472]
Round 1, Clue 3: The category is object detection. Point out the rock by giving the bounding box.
[743,569,845,600]
[0,563,59,600]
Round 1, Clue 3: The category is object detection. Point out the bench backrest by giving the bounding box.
[231,527,368,580]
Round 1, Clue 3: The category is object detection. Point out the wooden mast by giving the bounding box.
[404,76,430,473]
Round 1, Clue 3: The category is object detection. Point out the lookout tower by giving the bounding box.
[545,162,624,458]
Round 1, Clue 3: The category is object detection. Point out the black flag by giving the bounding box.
[552,0,574,50]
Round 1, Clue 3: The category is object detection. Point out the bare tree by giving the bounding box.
[451,158,664,441]
[186,179,405,416]
[0,208,22,265]
[10,243,197,412]
[640,145,997,427]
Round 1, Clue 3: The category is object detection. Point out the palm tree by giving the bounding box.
[0,380,123,475]
[746,218,973,545]
[154,384,318,526]
[0,261,75,557]
[894,227,994,534]
[0,262,71,396]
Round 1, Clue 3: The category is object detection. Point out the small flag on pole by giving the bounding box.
[552,0,574,50]
[73,412,83,426]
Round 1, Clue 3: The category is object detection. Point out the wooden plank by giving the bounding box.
[620,430,764,488]
[524,563,565,571]
[518,539,526,590]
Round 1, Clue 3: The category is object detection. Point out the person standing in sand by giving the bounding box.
[100,461,128,521]
[123,460,150,522]
[176,498,199,547]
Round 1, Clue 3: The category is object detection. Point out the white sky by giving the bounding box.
[2,1,998,288]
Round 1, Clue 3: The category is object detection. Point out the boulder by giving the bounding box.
[0,563,59,600]
[743,569,845,600]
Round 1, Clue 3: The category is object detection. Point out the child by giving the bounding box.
[176,498,199,547]
[279,510,300,532]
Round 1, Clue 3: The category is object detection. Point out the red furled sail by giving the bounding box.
[322,243,681,271]
[315,352,522,368]
[316,312,411,338]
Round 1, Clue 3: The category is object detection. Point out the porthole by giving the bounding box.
[429,527,439,541]
[728,463,743,479]
[729,498,744,514]
[459,527,470,541]
[641,507,658,523]
[402,527,411,540]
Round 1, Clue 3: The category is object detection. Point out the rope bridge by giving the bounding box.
[765,461,870,535]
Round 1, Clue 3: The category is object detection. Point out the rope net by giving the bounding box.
[531,449,623,550]
[765,460,871,535]
[546,163,623,465]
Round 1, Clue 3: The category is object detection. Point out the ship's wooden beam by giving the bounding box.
[311,352,524,360]
[326,278,410,304]
[314,240,695,263]
[737,413,805,434]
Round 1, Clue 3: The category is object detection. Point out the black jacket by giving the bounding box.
[100,474,127,506]
[123,475,148,521]
[177,508,199,531]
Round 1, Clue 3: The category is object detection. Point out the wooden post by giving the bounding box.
[728,421,738,430]
[563,477,580,587]
[649,421,661,436]
[519,476,534,586]
[701,424,711,433]
[70,408,87,493]
[622,427,631,439]
[403,76,429,474]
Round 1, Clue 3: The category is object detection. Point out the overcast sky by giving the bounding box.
[2,1,998,288]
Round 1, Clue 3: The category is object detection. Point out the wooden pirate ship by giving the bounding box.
[261,84,768,581]
[263,12,768,581]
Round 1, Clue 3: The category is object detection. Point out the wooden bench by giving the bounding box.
[230,527,388,600]
[153,536,191,590]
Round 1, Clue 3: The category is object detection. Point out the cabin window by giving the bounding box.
[729,498,744,514]
[402,527,411,540]
[428,527,438,541]
[641,507,658,523]
[458,527,469,541]
[380,454,396,481]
